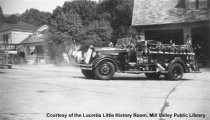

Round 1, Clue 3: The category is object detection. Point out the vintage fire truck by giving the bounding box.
[79,38,199,80]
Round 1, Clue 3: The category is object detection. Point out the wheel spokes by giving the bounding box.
[173,68,182,78]
[100,64,110,75]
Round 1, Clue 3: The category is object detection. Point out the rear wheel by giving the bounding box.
[166,63,184,80]
[81,69,94,78]
[0,57,5,64]
[94,61,115,80]
[145,73,160,80]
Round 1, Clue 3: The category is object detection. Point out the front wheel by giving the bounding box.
[94,61,115,80]
[81,69,94,78]
[166,63,184,80]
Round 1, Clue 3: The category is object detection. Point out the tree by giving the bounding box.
[46,7,83,64]
[0,7,4,25]
[4,14,20,24]
[47,6,83,60]
[49,7,82,44]
[48,1,112,46]
[61,0,113,46]
[46,0,114,63]
[21,8,51,26]
[62,0,98,25]
[77,20,112,46]
[97,0,134,43]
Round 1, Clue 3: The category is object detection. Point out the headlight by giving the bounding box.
[85,48,93,64]
[143,57,148,63]
[92,51,98,58]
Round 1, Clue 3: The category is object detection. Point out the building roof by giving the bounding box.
[20,35,45,44]
[19,25,49,44]
[132,0,209,27]
[0,21,37,32]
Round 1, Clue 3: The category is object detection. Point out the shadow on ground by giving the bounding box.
[0,71,5,74]
[73,76,192,81]
[112,77,191,81]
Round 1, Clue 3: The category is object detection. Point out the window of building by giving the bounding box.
[29,46,35,55]
[27,46,30,55]
[199,0,208,8]
[188,0,197,9]
[176,0,186,8]
[35,45,44,55]
[187,0,208,9]
[3,34,9,44]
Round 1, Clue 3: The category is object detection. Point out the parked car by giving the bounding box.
[0,50,13,69]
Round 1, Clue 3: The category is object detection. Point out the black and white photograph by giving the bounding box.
[0,0,210,120]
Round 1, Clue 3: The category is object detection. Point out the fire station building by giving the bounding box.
[132,0,210,67]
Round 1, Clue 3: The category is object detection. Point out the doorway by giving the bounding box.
[192,27,210,67]
[145,29,184,45]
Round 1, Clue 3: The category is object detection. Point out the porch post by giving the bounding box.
[208,29,210,67]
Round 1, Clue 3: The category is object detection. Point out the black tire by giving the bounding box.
[94,61,115,80]
[81,69,94,78]
[145,73,160,80]
[0,57,5,64]
[166,63,184,80]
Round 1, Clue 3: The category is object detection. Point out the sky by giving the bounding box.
[0,0,98,14]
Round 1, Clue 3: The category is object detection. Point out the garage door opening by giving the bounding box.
[192,27,210,67]
[145,29,184,45]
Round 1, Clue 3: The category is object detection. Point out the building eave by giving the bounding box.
[0,29,33,33]
[132,20,210,28]
[132,0,210,27]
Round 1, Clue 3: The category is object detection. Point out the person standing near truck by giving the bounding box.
[18,50,26,64]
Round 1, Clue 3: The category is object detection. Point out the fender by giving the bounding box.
[168,57,189,73]
[92,55,119,71]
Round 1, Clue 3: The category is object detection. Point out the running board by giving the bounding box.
[188,71,201,73]
[118,71,168,74]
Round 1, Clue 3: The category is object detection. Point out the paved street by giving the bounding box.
[0,65,210,120]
